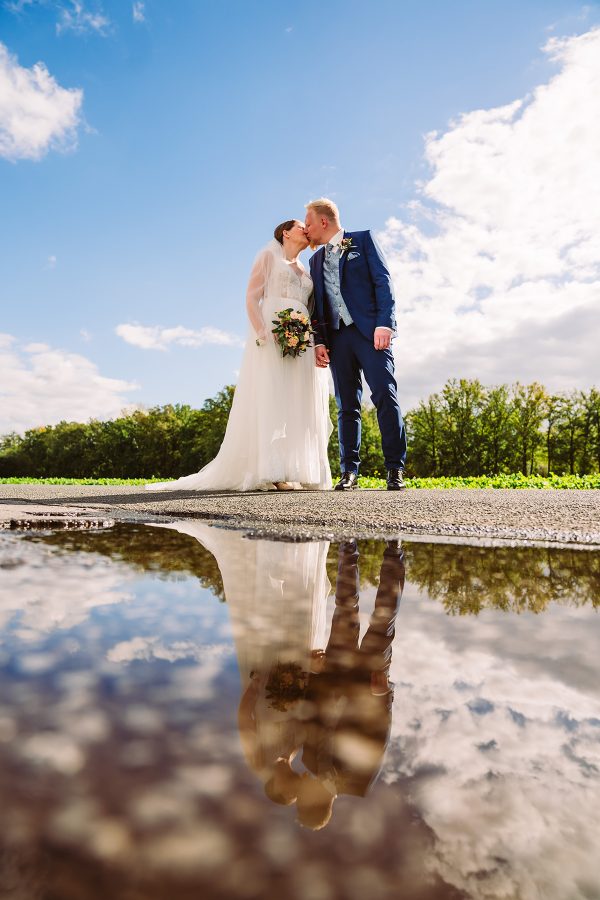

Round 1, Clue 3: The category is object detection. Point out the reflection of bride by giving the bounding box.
[156,522,330,802]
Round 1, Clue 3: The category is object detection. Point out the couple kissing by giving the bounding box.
[147,198,407,494]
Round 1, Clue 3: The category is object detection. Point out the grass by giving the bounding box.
[1,474,600,488]
[0,477,158,485]
[360,473,600,489]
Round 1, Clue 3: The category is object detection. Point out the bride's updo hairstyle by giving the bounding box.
[274,220,298,244]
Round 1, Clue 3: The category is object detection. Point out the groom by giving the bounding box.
[305,198,407,490]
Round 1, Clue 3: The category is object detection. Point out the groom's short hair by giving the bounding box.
[305,197,340,223]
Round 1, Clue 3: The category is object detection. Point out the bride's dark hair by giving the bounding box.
[274,220,298,244]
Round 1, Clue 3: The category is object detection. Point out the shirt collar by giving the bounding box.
[328,228,345,248]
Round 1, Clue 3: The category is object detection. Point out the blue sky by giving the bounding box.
[1,0,599,433]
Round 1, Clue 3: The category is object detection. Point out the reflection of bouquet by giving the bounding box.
[272,308,313,358]
[265,662,309,711]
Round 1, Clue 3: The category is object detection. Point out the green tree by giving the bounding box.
[359,406,386,475]
[510,382,547,475]
[554,392,586,475]
[579,388,600,474]
[406,394,444,476]
[440,379,486,476]
[545,394,564,475]
[479,385,513,474]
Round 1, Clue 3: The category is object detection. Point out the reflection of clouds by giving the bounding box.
[0,537,132,640]
[386,587,600,899]
[21,732,85,775]
[107,636,232,664]
[106,636,234,704]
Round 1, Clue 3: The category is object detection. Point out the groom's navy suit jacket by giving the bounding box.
[309,230,396,348]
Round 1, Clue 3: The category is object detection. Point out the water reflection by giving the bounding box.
[159,522,404,830]
[298,540,404,829]
[403,542,600,614]
[160,524,405,831]
[36,525,600,616]
[0,524,598,900]
[158,523,331,820]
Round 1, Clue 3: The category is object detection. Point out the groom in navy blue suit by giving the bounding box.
[305,198,407,491]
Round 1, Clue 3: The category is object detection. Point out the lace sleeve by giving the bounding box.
[245,248,273,341]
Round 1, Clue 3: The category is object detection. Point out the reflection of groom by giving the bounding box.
[305,198,407,491]
[297,539,405,830]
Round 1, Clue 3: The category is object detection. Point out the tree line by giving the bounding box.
[1,379,599,479]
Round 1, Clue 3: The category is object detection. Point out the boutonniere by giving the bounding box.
[339,236,354,256]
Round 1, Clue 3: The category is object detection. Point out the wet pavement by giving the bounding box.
[0,522,599,899]
[2,484,600,544]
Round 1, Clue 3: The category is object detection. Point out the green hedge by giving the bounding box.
[2,474,599,489]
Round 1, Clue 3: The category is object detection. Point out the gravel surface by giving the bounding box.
[1,484,599,545]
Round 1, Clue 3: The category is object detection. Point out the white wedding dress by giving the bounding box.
[147,239,332,492]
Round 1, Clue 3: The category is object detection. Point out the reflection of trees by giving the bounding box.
[37,530,391,604]
[403,543,600,615]
[35,524,225,600]
[326,539,388,590]
[31,529,600,617]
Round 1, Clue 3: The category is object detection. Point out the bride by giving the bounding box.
[147,220,332,492]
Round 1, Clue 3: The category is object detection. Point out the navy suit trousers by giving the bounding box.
[329,324,407,474]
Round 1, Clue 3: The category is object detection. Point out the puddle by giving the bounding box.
[0,522,599,900]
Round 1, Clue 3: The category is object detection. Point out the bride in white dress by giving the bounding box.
[147,220,332,492]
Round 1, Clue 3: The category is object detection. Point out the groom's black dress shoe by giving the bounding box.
[334,472,359,491]
[386,469,406,491]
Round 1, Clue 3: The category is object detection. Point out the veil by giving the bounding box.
[245,238,285,339]
[256,238,285,299]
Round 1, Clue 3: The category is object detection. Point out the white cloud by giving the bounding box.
[0,41,83,161]
[0,334,137,434]
[46,254,57,268]
[132,1,145,23]
[116,322,244,351]
[382,27,600,408]
[56,1,110,35]
[4,0,110,35]
[107,636,231,664]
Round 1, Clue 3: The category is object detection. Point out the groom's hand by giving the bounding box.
[315,344,330,368]
[374,328,392,351]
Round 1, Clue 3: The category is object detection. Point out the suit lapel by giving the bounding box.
[338,230,350,282]
[314,246,326,302]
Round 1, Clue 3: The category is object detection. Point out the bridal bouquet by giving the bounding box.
[271,308,314,358]
[265,662,309,711]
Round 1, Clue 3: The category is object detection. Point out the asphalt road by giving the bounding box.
[1,484,599,545]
